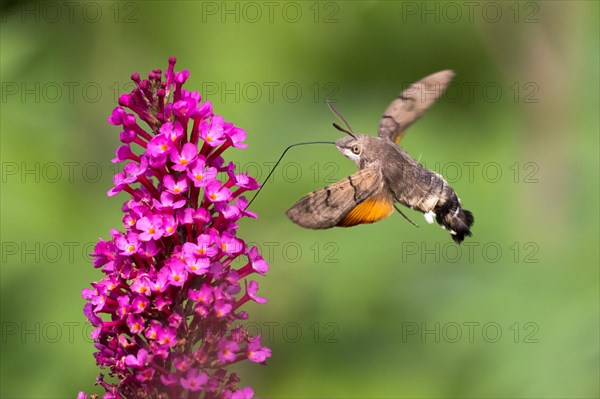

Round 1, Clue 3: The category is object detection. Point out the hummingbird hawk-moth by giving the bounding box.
[285,70,474,244]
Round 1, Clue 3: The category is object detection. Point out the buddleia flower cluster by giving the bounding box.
[79,57,271,399]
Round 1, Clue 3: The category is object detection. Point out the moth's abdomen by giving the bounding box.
[430,185,474,244]
[390,165,474,243]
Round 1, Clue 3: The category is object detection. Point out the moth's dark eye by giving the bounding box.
[352,145,361,155]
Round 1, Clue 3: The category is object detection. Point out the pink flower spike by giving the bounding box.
[83,58,270,398]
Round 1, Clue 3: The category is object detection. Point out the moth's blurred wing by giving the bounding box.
[378,70,454,143]
[286,167,392,229]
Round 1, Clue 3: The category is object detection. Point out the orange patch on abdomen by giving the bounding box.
[338,195,394,227]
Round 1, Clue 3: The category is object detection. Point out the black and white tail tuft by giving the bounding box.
[434,192,474,244]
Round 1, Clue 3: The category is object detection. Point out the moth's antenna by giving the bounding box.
[245,141,336,209]
[327,100,357,139]
[394,205,419,228]
[332,123,357,139]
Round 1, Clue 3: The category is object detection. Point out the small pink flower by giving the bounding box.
[168,261,188,287]
[132,295,149,313]
[136,215,164,241]
[160,121,184,142]
[126,314,144,334]
[247,336,272,363]
[248,246,269,275]
[214,301,233,318]
[205,181,231,203]
[147,134,174,158]
[187,158,218,187]
[186,256,210,275]
[163,174,189,195]
[124,348,148,368]
[246,281,267,304]
[180,369,208,392]
[200,115,227,146]
[218,339,239,363]
[170,142,198,171]
[157,326,178,348]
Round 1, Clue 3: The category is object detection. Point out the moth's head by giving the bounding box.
[335,135,378,168]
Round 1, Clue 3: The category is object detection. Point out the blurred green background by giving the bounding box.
[1,1,598,398]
